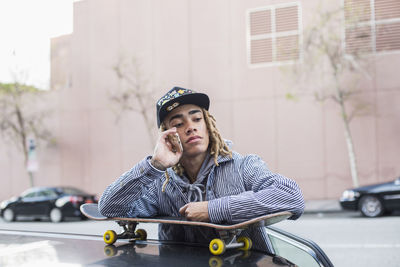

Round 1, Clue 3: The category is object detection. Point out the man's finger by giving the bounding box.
[161,127,177,140]
[179,203,188,216]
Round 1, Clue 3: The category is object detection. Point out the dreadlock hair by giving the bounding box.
[160,108,232,190]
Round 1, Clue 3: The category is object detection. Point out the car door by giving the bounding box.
[36,188,59,215]
[37,188,59,216]
[17,189,55,216]
[382,178,400,210]
[16,191,39,216]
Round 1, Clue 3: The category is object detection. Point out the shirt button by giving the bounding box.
[140,167,144,174]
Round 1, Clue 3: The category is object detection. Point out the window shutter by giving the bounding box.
[251,39,273,64]
[250,10,271,35]
[344,0,371,23]
[375,0,400,20]
[345,0,400,54]
[375,0,400,52]
[276,35,299,61]
[376,22,400,51]
[249,10,273,64]
[345,25,373,54]
[344,0,372,54]
[248,3,300,66]
[276,6,299,61]
[276,6,298,32]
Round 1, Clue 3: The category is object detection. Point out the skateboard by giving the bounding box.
[80,203,292,255]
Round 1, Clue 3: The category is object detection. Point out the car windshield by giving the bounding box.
[19,188,41,198]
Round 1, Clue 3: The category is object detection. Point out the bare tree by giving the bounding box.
[283,6,373,188]
[0,81,54,187]
[109,56,157,148]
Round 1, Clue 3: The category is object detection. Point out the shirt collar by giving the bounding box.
[215,139,234,165]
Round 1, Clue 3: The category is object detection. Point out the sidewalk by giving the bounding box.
[303,199,342,214]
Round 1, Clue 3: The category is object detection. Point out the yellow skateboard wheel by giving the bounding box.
[103,230,117,245]
[209,239,226,255]
[237,236,252,251]
[135,229,147,240]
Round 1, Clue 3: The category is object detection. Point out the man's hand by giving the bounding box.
[179,201,209,222]
[151,127,183,170]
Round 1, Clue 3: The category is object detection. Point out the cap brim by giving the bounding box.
[158,93,209,127]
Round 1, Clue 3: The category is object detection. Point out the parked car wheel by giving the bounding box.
[50,208,64,223]
[359,195,384,217]
[3,208,16,222]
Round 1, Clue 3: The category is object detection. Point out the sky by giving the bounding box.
[0,0,75,89]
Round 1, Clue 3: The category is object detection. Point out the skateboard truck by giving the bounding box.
[103,221,147,245]
[209,229,252,255]
[103,221,252,255]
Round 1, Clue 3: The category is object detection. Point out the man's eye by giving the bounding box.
[173,123,183,128]
[194,117,202,122]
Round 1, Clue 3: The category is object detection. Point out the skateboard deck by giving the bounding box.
[81,203,291,230]
[80,203,292,255]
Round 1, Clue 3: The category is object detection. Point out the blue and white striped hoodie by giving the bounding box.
[99,142,304,253]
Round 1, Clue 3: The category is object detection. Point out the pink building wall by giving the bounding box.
[1,0,399,201]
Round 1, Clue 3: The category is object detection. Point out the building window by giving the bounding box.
[345,0,400,54]
[247,2,302,67]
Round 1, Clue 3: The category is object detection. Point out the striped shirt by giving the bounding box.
[99,149,305,253]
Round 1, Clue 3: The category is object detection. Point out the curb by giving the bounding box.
[303,199,343,214]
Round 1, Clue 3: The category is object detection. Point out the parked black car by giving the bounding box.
[340,176,400,217]
[0,186,97,222]
[0,225,334,267]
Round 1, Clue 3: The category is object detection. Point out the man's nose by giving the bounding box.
[185,122,196,135]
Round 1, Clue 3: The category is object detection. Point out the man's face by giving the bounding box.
[164,104,210,157]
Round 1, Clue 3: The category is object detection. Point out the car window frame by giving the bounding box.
[266,226,334,267]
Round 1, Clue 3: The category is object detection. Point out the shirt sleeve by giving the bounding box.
[98,156,164,217]
[208,155,305,224]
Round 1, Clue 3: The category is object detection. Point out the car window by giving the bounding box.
[38,189,58,197]
[60,187,87,195]
[265,227,332,267]
[21,191,38,198]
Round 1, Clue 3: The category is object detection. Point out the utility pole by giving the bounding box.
[26,138,39,187]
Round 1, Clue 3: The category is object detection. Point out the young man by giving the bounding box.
[99,87,304,252]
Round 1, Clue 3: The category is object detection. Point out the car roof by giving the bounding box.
[0,231,293,266]
[20,186,88,195]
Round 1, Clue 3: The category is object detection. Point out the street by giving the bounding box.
[277,212,400,267]
[1,212,399,267]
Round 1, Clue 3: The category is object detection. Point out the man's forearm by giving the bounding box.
[99,157,163,217]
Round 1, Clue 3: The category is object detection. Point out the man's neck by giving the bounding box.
[180,152,208,183]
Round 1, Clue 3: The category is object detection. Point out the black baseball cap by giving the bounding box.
[156,87,210,127]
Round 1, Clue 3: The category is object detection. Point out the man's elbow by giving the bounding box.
[289,194,305,220]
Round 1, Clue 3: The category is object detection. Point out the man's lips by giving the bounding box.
[186,136,202,143]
